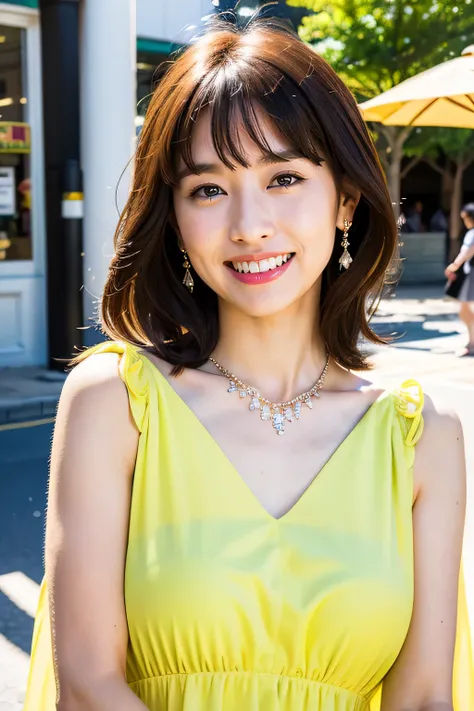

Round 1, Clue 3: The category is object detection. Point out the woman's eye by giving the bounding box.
[190,185,223,200]
[270,173,305,189]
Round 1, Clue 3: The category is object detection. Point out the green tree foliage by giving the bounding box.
[289,0,473,98]
[288,0,474,216]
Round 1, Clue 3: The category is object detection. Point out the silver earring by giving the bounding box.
[339,219,353,271]
[181,249,194,293]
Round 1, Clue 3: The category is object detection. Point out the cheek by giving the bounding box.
[173,197,217,253]
[287,190,337,262]
[173,196,194,240]
[173,197,226,289]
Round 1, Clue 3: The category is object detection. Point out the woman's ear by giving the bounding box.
[336,178,361,231]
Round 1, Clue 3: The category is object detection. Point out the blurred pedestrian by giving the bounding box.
[445,202,474,355]
[24,15,472,711]
[404,200,426,232]
[429,207,448,232]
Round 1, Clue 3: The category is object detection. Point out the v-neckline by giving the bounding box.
[139,351,391,523]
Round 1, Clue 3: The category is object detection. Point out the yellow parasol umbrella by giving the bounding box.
[359,45,474,128]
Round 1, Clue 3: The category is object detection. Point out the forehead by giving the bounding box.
[176,105,292,168]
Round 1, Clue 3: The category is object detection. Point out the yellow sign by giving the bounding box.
[0,234,11,260]
[0,122,31,154]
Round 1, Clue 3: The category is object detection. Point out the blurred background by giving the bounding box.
[0,2,474,709]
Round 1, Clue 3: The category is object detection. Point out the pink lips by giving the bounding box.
[226,254,294,285]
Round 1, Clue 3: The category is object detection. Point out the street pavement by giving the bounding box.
[1,285,473,710]
[0,423,51,711]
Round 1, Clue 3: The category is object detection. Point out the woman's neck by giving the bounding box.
[212,288,328,403]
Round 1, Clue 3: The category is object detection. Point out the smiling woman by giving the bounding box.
[24,12,472,711]
[99,16,398,372]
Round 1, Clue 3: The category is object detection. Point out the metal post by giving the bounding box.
[39,0,83,368]
[62,159,84,355]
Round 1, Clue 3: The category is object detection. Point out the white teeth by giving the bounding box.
[231,254,293,273]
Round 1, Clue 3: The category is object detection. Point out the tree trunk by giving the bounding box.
[449,162,464,260]
[387,153,402,219]
[379,126,412,219]
[441,168,454,212]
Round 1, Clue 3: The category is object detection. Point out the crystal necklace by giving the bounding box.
[209,355,330,436]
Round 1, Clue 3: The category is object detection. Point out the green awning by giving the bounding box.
[1,0,38,7]
[0,14,181,54]
[137,38,184,56]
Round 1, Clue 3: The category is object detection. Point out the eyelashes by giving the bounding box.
[188,172,307,201]
[189,184,222,200]
[272,173,307,189]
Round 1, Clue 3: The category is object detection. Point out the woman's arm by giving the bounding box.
[380,397,466,711]
[46,352,148,711]
[446,238,474,274]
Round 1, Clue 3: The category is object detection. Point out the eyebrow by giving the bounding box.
[177,149,306,181]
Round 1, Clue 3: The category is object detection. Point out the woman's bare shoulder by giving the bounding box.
[67,349,123,389]
[420,390,464,452]
[414,390,465,495]
[58,350,137,435]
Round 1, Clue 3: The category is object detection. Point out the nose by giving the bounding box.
[229,191,276,245]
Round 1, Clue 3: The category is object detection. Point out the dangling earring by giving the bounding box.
[181,248,194,293]
[339,218,353,271]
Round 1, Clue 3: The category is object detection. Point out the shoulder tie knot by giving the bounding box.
[78,340,149,432]
[394,379,424,447]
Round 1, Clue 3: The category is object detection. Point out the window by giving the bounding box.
[0,25,32,261]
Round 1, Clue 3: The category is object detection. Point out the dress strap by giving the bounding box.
[394,379,424,447]
[80,340,149,432]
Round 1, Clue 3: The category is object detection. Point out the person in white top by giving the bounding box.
[445,203,474,355]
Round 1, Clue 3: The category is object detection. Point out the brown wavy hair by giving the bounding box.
[95,17,398,372]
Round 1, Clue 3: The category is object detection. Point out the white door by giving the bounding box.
[0,4,47,366]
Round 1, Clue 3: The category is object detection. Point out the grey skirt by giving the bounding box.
[458,269,474,302]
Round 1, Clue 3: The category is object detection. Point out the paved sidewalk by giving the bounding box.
[370,284,474,384]
[0,368,66,427]
[1,285,473,427]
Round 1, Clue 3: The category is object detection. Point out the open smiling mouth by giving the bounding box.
[225,253,295,284]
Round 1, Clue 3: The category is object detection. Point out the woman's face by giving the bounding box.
[461,212,474,229]
[173,108,356,318]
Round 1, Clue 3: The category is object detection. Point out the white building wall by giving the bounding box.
[137,0,214,42]
[80,0,137,345]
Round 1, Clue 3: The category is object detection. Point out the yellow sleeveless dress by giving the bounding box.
[24,341,473,711]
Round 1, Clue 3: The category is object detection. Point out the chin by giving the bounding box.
[226,290,306,319]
